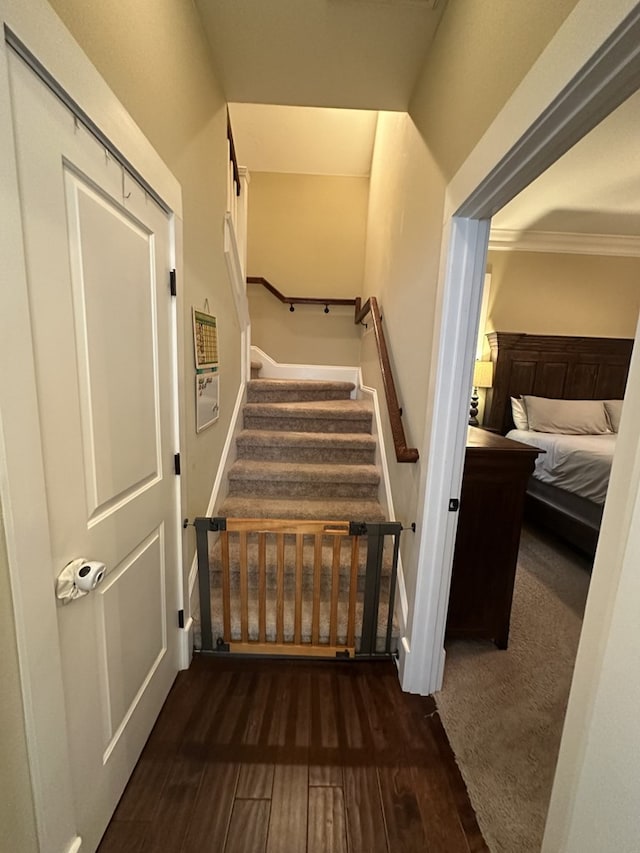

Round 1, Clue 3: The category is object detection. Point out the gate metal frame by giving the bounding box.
[194,517,402,659]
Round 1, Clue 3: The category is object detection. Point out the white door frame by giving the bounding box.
[0,1,185,850]
[402,0,640,695]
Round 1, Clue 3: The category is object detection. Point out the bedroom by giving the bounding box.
[481,251,638,554]
[437,84,640,852]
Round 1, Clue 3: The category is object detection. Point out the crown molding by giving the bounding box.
[488,228,640,257]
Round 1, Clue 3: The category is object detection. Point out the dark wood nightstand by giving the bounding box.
[445,426,541,649]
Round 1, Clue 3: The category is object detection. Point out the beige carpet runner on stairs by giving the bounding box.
[193,377,397,652]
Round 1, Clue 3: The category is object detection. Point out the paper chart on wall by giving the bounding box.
[193,308,219,370]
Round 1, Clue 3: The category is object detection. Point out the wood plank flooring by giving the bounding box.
[98,656,487,852]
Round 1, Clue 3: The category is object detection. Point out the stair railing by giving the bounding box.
[246,277,418,463]
[247,275,357,311]
[355,297,419,463]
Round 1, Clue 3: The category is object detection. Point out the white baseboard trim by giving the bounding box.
[188,552,198,598]
[400,638,445,695]
[397,635,411,687]
[359,374,409,638]
[188,378,246,603]
[437,645,446,688]
[251,346,359,390]
[65,837,82,853]
[179,616,194,670]
[207,380,247,518]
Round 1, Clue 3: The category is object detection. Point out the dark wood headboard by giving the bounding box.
[485,332,634,434]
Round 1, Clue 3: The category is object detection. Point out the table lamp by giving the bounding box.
[469,360,493,426]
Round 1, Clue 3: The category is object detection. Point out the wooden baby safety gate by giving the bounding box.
[194,517,402,659]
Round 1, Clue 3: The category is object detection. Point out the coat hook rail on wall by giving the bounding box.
[247,276,357,311]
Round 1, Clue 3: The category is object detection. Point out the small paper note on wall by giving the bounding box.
[196,369,219,432]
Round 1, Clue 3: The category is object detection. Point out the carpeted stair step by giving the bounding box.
[209,568,393,595]
[227,460,380,500]
[216,496,386,522]
[207,534,395,589]
[236,430,376,465]
[243,399,373,434]
[247,378,355,403]
[250,360,263,379]
[192,585,397,654]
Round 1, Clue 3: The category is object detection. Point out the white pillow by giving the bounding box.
[604,400,623,433]
[523,396,609,435]
[510,397,529,430]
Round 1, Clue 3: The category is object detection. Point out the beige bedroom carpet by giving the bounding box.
[436,524,591,853]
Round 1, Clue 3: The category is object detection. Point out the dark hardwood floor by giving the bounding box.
[98,656,487,853]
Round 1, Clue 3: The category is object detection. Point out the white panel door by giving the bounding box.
[7,51,180,851]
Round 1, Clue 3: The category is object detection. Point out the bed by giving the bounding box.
[484,332,633,556]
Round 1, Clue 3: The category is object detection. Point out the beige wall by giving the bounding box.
[48,0,242,537]
[250,289,361,366]
[486,250,640,338]
[362,112,446,618]
[0,509,38,853]
[247,171,368,299]
[409,0,580,180]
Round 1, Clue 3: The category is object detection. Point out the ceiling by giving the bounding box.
[196,0,445,111]
[201,0,640,241]
[228,104,378,176]
[491,87,640,240]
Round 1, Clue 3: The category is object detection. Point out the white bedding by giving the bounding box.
[506,429,616,505]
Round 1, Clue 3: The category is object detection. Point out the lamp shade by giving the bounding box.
[472,360,493,389]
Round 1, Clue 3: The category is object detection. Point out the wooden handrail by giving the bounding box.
[247,276,417,463]
[247,276,357,308]
[226,110,241,197]
[355,297,419,463]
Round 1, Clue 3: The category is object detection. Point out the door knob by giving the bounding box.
[74,560,106,590]
[56,558,107,603]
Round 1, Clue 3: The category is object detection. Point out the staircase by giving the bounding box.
[194,377,397,654]
[219,378,385,522]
